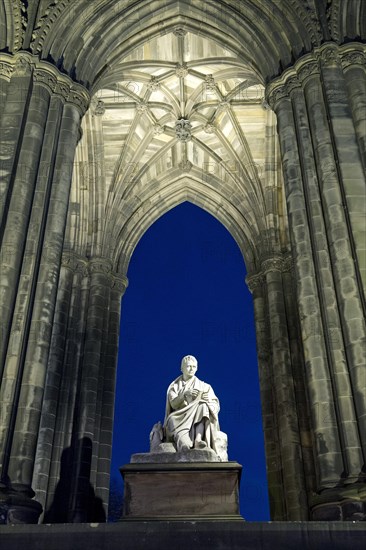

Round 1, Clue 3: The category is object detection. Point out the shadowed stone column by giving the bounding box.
[341,47,366,173]
[262,256,308,520]
[267,42,366,520]
[246,272,286,520]
[95,274,128,512]
[34,257,128,523]
[69,261,127,522]
[0,52,89,524]
[247,256,312,521]
[31,254,88,520]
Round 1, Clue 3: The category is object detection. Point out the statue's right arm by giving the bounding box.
[168,387,186,410]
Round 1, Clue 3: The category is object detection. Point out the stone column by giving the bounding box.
[0,52,89,524]
[31,254,88,520]
[247,255,312,521]
[341,46,366,172]
[267,42,366,520]
[31,255,127,522]
[95,274,128,512]
[263,256,308,520]
[246,272,286,520]
[66,260,127,523]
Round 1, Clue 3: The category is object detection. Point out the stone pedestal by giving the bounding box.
[0,487,42,524]
[120,462,243,521]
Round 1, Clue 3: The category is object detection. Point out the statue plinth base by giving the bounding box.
[120,461,243,521]
[0,487,42,524]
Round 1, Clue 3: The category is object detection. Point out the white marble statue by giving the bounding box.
[164,355,223,454]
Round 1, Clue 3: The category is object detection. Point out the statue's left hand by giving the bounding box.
[201,391,209,402]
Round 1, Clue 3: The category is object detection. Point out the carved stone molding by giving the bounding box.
[88,258,113,276]
[111,274,129,295]
[93,100,106,116]
[205,75,215,91]
[153,124,164,136]
[297,61,320,84]
[286,76,301,96]
[175,118,192,142]
[340,50,366,70]
[287,0,322,47]
[261,256,286,275]
[317,44,341,67]
[0,60,13,80]
[266,85,288,110]
[31,0,72,54]
[282,255,294,273]
[173,27,187,37]
[218,99,231,111]
[13,0,28,52]
[61,252,88,276]
[204,123,215,134]
[245,272,265,294]
[147,77,160,91]
[262,254,294,275]
[175,63,188,78]
[178,159,192,172]
[266,43,365,109]
[0,52,90,114]
[136,101,148,114]
[327,0,341,43]
[14,55,32,76]
[33,68,58,92]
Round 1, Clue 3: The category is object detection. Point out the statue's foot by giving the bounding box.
[180,444,191,452]
[194,440,207,449]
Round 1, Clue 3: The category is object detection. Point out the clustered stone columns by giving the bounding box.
[31,254,128,523]
[0,52,89,523]
[247,255,315,520]
[266,42,366,521]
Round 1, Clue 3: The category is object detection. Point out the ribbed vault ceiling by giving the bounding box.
[71,27,286,274]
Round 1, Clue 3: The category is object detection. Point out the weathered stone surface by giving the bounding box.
[120,462,242,520]
[0,522,366,550]
[131,448,221,463]
[0,2,365,525]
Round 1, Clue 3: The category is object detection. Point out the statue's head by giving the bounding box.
[181,355,198,379]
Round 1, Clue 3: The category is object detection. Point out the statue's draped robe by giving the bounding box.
[164,375,220,451]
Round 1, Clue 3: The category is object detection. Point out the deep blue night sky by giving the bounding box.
[110,202,270,520]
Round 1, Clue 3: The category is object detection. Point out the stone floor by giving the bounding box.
[0,521,365,550]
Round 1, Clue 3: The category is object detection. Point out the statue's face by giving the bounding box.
[181,359,197,379]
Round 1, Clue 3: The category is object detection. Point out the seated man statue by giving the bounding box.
[164,355,221,453]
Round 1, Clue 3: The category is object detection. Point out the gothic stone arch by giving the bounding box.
[0,0,365,524]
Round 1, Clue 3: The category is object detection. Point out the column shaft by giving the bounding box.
[291,76,364,479]
[0,59,32,227]
[320,51,366,291]
[31,262,74,513]
[0,81,49,372]
[274,93,344,487]
[44,263,88,519]
[282,269,316,497]
[0,91,61,481]
[96,278,126,511]
[265,264,308,519]
[249,277,286,520]
[69,262,112,522]
[302,66,366,467]
[342,62,366,172]
[8,102,82,490]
